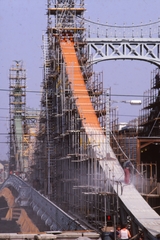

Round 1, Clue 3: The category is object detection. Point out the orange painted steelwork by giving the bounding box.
[60,40,102,130]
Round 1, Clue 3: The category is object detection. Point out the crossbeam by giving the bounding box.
[86,38,160,66]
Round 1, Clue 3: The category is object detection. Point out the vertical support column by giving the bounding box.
[46,88,51,197]
[106,88,111,151]
[136,138,141,170]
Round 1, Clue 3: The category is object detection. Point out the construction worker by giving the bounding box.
[123,159,132,184]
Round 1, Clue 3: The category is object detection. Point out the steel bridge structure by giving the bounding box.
[86,38,160,66]
[5,0,160,239]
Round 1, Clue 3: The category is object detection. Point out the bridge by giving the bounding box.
[3,0,160,239]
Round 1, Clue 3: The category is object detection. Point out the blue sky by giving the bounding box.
[0,0,160,160]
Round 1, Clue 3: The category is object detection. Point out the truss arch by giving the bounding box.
[86,38,160,67]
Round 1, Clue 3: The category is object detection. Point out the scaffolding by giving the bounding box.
[9,61,26,173]
[32,0,121,230]
[9,62,39,180]
[139,68,160,137]
[109,68,160,212]
[24,108,40,181]
[32,0,160,231]
[110,109,138,166]
[137,68,160,209]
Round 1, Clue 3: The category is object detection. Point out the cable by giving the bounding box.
[0,87,150,98]
[109,93,146,97]
[66,4,160,28]
[0,207,9,211]
[77,15,160,28]
[0,108,9,110]
[0,88,41,94]
[0,133,9,135]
